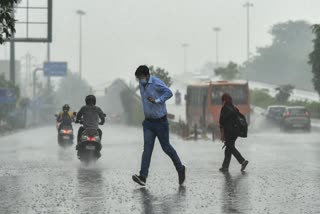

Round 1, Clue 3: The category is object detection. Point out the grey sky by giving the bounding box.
[1,0,320,88]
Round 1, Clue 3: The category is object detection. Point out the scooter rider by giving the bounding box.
[56,104,75,131]
[175,90,181,105]
[75,95,105,149]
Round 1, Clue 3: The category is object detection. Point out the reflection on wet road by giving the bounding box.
[134,186,186,214]
[221,172,248,214]
[77,167,106,213]
[0,125,320,213]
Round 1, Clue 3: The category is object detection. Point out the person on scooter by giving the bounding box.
[56,104,75,131]
[175,90,181,105]
[75,95,105,149]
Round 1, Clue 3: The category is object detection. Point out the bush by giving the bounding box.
[250,89,276,108]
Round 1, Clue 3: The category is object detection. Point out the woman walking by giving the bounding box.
[219,93,249,172]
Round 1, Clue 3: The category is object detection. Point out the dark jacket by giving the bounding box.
[219,103,238,138]
[76,105,105,129]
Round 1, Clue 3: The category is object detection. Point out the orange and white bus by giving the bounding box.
[185,81,250,140]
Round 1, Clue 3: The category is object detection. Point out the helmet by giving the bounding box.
[85,95,96,105]
[62,104,70,112]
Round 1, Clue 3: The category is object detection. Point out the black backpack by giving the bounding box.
[227,105,248,138]
[234,110,248,138]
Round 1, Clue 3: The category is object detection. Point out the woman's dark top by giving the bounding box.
[219,103,238,138]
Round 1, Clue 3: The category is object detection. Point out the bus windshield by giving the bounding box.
[211,85,248,105]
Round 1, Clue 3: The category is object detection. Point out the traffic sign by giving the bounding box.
[0,88,17,104]
[44,62,67,77]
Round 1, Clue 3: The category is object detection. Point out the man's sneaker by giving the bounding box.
[132,174,146,186]
[241,160,249,171]
[219,167,229,173]
[178,165,186,185]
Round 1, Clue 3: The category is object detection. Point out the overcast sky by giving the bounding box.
[1,0,320,88]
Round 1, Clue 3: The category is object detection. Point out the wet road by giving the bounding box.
[0,124,319,214]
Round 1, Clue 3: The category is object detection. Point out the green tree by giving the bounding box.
[199,61,216,75]
[0,0,17,44]
[0,74,19,125]
[120,83,144,126]
[275,84,295,103]
[309,24,320,96]
[214,61,239,80]
[149,65,173,87]
[250,89,276,108]
[244,20,314,90]
[0,73,17,90]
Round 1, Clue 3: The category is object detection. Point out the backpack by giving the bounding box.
[60,112,73,125]
[234,111,248,138]
[226,105,248,138]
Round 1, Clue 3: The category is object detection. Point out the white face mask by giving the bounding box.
[140,78,148,85]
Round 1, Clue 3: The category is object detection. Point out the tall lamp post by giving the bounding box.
[213,27,221,66]
[243,2,254,62]
[181,43,189,73]
[76,10,86,79]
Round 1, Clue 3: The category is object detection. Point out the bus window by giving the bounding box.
[211,87,223,105]
[232,86,248,105]
[211,85,248,105]
[187,87,209,106]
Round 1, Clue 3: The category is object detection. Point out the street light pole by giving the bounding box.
[243,2,253,62]
[10,7,15,84]
[76,10,86,79]
[181,43,189,73]
[10,38,15,84]
[213,27,221,66]
[47,41,51,88]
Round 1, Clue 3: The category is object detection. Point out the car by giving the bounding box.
[265,105,286,124]
[280,106,311,132]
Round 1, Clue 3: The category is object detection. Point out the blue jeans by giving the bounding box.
[139,120,184,178]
